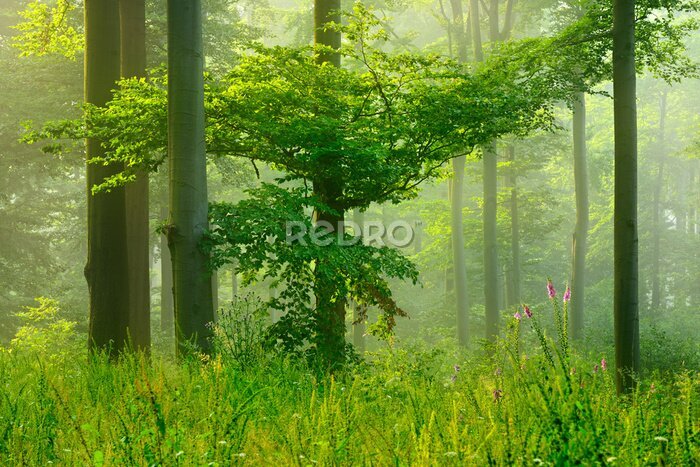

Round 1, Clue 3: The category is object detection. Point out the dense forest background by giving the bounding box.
[0,0,698,462]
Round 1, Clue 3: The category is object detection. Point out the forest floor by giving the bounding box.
[0,342,697,466]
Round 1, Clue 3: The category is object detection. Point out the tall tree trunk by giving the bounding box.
[570,91,589,341]
[120,0,150,352]
[507,145,521,308]
[231,260,238,305]
[84,0,130,356]
[651,91,667,311]
[445,181,455,298]
[449,0,469,346]
[613,0,640,394]
[352,209,366,353]
[160,207,174,335]
[483,142,499,340]
[313,0,346,365]
[167,0,215,356]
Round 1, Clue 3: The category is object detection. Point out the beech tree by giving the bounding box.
[167,0,215,356]
[84,0,130,355]
[612,0,640,394]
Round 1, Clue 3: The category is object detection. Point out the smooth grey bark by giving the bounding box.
[570,92,589,341]
[483,142,499,340]
[167,0,215,356]
[121,0,150,352]
[85,0,130,356]
[613,0,640,394]
[651,91,667,311]
[506,146,521,308]
[449,0,469,346]
[160,209,174,335]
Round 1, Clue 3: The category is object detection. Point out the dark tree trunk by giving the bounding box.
[352,209,366,354]
[613,0,640,394]
[84,0,130,356]
[167,0,215,356]
[570,92,589,341]
[120,0,150,352]
[313,0,345,365]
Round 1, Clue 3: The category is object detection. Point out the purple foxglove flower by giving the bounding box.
[514,311,522,320]
[547,280,556,299]
[523,305,532,318]
[601,358,607,371]
[563,286,571,303]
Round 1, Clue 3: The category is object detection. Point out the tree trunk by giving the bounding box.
[160,207,174,335]
[450,0,470,348]
[231,260,238,305]
[167,0,215,356]
[84,0,130,356]
[507,145,521,308]
[570,91,589,341]
[613,0,640,394]
[651,91,667,311]
[120,0,150,352]
[352,209,366,354]
[483,142,499,340]
[313,0,346,365]
[451,156,469,346]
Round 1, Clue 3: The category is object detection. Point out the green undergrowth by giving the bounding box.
[0,343,696,466]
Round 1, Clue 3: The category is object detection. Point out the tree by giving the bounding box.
[448,0,469,346]
[167,0,215,356]
[84,0,131,356]
[612,0,640,394]
[650,91,667,311]
[312,0,347,365]
[120,0,150,352]
[570,90,589,341]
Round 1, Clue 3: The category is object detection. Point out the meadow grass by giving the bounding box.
[0,340,696,466]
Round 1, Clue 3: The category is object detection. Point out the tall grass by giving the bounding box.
[0,343,696,465]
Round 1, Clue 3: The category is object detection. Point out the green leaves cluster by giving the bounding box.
[204,184,419,355]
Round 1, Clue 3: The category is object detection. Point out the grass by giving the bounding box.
[0,340,697,466]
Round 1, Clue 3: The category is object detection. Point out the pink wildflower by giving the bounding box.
[523,305,532,318]
[547,280,556,299]
[601,358,607,371]
[514,311,522,320]
[563,286,571,303]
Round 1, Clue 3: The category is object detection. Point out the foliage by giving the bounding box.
[205,184,419,357]
[12,0,83,59]
[5,298,82,365]
[0,341,695,464]
[210,293,270,367]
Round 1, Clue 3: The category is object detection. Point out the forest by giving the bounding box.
[0,0,699,464]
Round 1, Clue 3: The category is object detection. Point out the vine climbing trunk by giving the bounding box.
[613,0,640,394]
[84,0,130,356]
[167,0,215,356]
[570,91,589,341]
[120,0,150,352]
